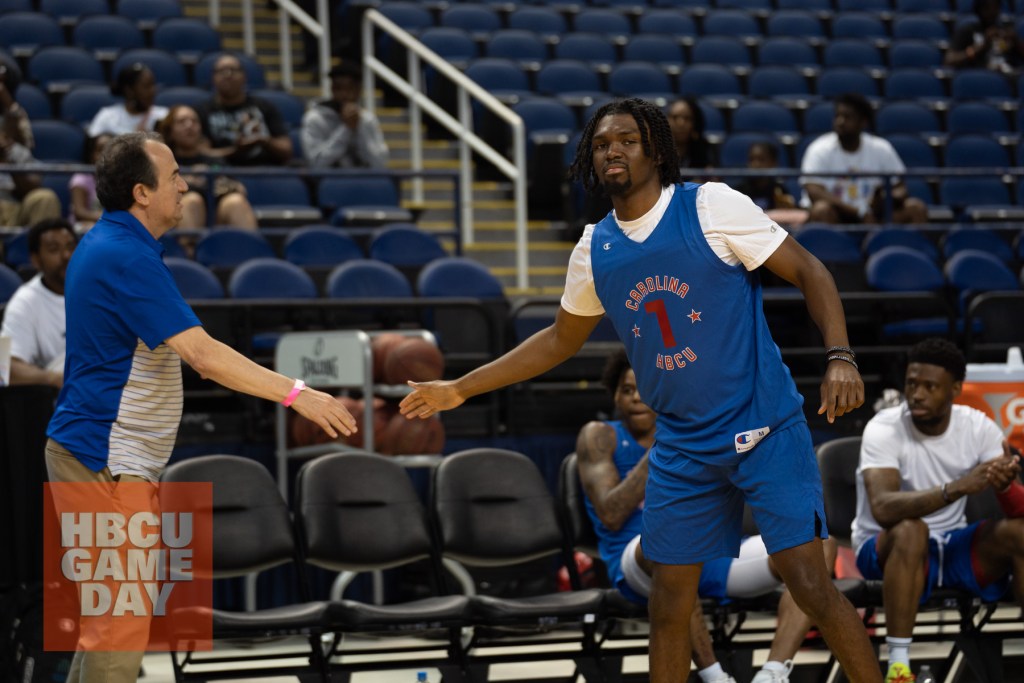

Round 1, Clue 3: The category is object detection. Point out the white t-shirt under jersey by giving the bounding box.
[0,274,66,372]
[561,183,788,317]
[850,403,1005,552]
[799,132,906,218]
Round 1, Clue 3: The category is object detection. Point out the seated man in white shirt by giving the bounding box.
[800,93,927,225]
[1,217,76,387]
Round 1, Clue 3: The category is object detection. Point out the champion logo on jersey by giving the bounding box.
[603,243,611,250]
[734,426,770,453]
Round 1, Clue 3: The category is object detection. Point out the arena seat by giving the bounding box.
[164,257,225,300]
[0,263,22,304]
[72,15,145,58]
[195,228,275,269]
[326,259,413,299]
[152,17,223,64]
[283,227,364,268]
[228,258,317,299]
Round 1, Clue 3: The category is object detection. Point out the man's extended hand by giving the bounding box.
[817,360,864,424]
[399,380,464,419]
[986,441,1022,492]
[291,389,358,439]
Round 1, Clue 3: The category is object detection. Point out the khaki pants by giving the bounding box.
[45,440,151,683]
[0,187,62,227]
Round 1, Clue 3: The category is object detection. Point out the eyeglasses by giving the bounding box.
[214,66,243,75]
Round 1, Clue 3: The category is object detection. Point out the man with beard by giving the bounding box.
[401,98,880,683]
[852,338,1024,683]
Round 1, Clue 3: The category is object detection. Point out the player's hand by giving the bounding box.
[400,380,464,419]
[817,360,864,424]
[986,441,1021,492]
[291,388,357,439]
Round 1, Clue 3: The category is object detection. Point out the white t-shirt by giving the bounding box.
[0,274,66,372]
[850,403,1005,551]
[87,104,169,137]
[799,132,906,218]
[561,183,788,316]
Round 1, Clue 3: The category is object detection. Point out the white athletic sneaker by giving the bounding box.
[750,660,794,683]
[703,673,736,683]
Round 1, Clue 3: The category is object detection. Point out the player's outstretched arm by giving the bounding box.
[400,307,603,419]
[762,235,864,424]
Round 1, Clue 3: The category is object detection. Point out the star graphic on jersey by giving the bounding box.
[632,325,641,338]
[688,309,702,324]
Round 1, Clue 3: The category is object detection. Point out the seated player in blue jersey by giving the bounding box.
[579,348,838,683]
[401,98,879,683]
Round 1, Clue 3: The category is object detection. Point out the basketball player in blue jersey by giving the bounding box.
[400,98,880,683]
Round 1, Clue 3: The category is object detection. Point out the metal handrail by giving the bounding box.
[361,8,530,290]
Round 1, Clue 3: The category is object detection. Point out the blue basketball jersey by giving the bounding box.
[591,183,804,463]
[583,420,646,591]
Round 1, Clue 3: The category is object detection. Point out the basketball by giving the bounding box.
[371,333,407,383]
[384,412,445,455]
[383,338,444,386]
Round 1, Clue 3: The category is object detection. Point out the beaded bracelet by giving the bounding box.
[826,345,856,358]
[827,354,859,370]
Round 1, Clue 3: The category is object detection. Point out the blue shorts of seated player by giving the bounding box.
[856,521,1010,603]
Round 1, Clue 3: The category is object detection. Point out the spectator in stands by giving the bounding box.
[158,105,258,230]
[736,142,808,227]
[69,133,112,232]
[851,338,1024,683]
[0,54,33,149]
[801,94,927,225]
[45,132,355,682]
[302,62,389,170]
[401,97,880,683]
[196,53,293,166]
[88,63,168,137]
[578,348,838,683]
[667,97,716,179]
[945,0,1024,71]
[0,218,76,388]
[0,135,62,227]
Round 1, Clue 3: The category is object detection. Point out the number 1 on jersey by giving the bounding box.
[643,299,677,348]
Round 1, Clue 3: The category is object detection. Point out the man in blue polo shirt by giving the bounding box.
[45,131,357,683]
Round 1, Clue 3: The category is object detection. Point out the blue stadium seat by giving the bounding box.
[283,227,364,267]
[439,5,500,37]
[747,66,813,101]
[888,40,943,68]
[417,257,504,298]
[862,228,939,261]
[228,258,317,299]
[377,1,432,33]
[573,8,632,40]
[3,231,28,268]
[717,0,773,8]
[766,11,825,39]
[117,0,182,28]
[153,18,222,64]
[677,64,742,98]
[944,135,1010,168]
[165,257,224,299]
[942,229,1015,264]
[832,13,889,40]
[369,225,448,268]
[41,0,108,26]
[876,102,942,136]
[758,37,819,69]
[795,226,863,264]
[194,52,266,89]
[486,30,549,67]
[507,7,567,40]
[0,263,23,304]
[554,33,618,70]
[31,120,85,162]
[0,12,62,55]
[636,10,698,39]
[73,15,145,58]
[250,88,306,129]
[894,0,950,10]
[319,177,412,227]
[719,133,784,168]
[195,228,276,268]
[39,174,71,217]
[947,102,1010,136]
[887,134,937,167]
[940,178,1014,219]
[778,0,832,8]
[418,27,477,69]
[623,35,686,71]
[891,15,948,41]
[29,47,105,94]
[240,176,321,224]
[464,58,531,101]
[326,259,412,299]
[823,39,884,68]
[0,0,31,13]
[112,49,187,88]
[154,86,210,109]
[950,69,1014,102]
[703,10,762,38]
[883,68,946,101]
[866,245,945,292]
[732,101,799,135]
[838,0,894,9]
[691,36,751,67]
[817,67,878,98]
[513,97,578,145]
[61,85,120,126]
[804,102,836,135]
[535,60,605,103]
[158,234,187,259]
[15,83,52,120]
[944,249,1020,313]
[608,62,674,100]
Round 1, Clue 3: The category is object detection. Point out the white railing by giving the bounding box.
[362,8,530,290]
[222,0,332,99]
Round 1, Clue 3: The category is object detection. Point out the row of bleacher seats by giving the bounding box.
[0,0,183,33]
[384,0,1021,13]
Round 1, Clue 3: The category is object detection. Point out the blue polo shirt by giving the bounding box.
[47,211,201,480]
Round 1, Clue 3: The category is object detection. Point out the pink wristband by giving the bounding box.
[281,379,306,407]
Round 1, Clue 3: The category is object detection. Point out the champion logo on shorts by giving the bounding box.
[734,426,770,453]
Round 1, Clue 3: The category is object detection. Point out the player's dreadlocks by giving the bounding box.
[567,98,681,195]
